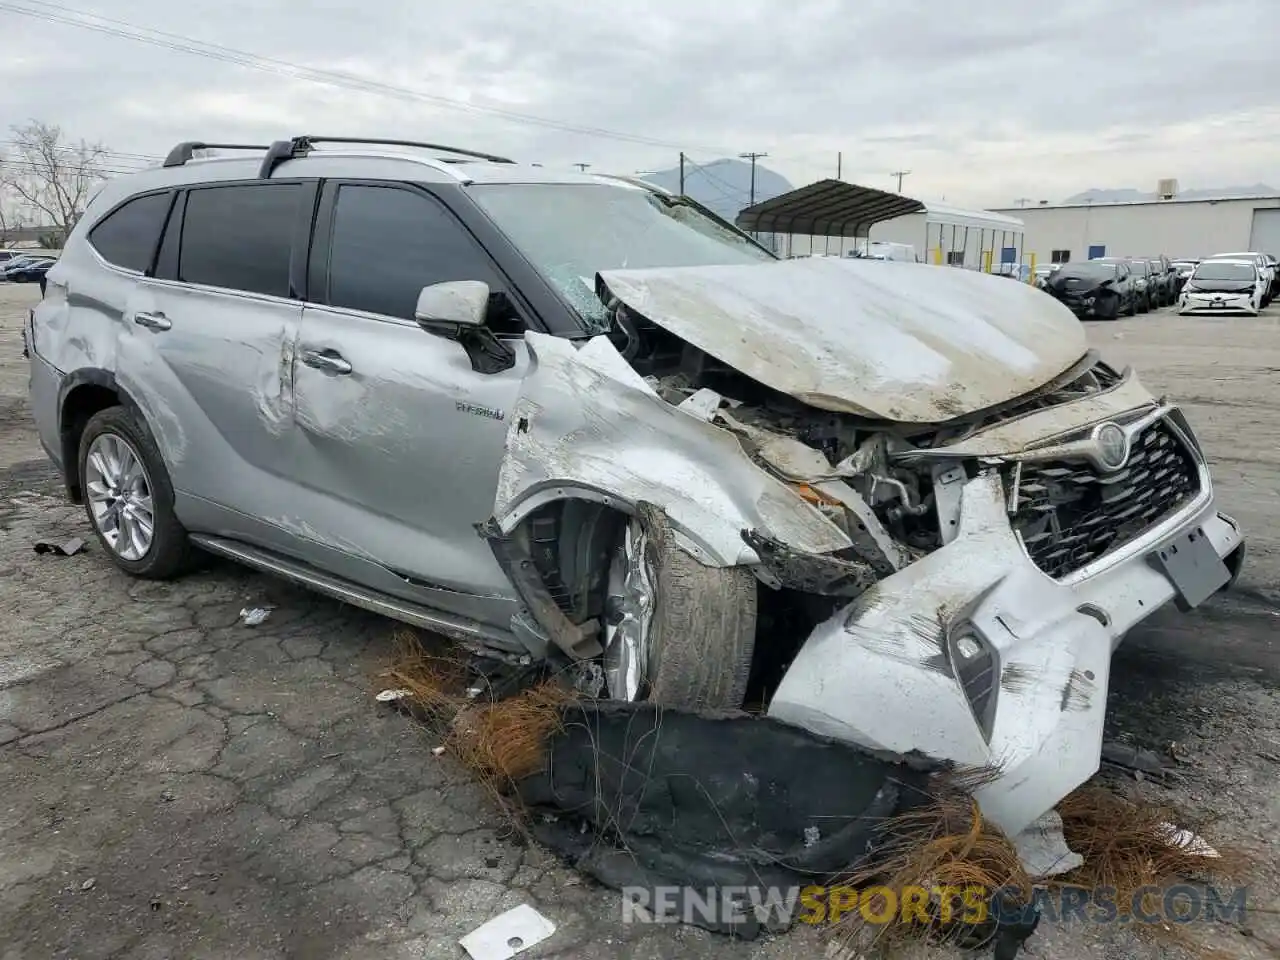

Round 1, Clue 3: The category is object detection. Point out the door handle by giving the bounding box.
[133,311,171,331]
[300,349,353,375]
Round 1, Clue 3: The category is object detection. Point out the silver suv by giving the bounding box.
[27,135,1245,837]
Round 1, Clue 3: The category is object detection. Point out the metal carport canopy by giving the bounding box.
[735,179,926,237]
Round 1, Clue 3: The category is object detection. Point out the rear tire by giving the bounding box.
[637,503,757,710]
[77,406,196,579]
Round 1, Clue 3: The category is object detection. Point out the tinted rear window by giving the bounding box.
[179,183,302,297]
[88,191,172,272]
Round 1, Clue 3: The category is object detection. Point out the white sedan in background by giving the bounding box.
[1178,259,1265,315]
[1208,251,1274,305]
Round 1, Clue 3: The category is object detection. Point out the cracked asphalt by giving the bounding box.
[2,282,1278,960]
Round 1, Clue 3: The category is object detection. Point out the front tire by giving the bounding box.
[624,504,757,710]
[78,406,195,579]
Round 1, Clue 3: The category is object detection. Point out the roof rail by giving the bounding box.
[162,141,272,168]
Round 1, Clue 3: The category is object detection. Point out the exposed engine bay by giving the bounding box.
[605,295,1130,587]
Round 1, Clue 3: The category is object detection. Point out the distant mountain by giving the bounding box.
[1063,183,1278,204]
[639,158,793,223]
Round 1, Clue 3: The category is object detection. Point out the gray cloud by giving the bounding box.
[2,0,1278,207]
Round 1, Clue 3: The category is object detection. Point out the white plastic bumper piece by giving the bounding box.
[767,471,1243,836]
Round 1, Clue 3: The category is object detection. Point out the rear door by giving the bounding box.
[290,181,532,625]
[130,179,316,545]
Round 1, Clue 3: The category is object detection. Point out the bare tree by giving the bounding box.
[0,121,109,246]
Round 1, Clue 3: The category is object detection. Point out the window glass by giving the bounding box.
[179,183,302,297]
[1194,262,1256,281]
[88,192,172,272]
[469,183,772,329]
[326,184,515,328]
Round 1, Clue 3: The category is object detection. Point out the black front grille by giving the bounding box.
[1010,419,1201,578]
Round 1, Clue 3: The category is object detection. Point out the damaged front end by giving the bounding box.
[486,257,1244,836]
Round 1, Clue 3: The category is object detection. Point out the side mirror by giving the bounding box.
[414,280,516,376]
[415,280,489,327]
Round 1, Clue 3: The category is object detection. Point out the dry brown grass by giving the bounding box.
[1054,786,1253,957]
[824,784,1251,956]
[828,786,1030,953]
[377,631,1254,955]
[449,684,575,785]
[375,628,573,790]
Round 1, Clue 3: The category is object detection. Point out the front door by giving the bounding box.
[290,181,534,626]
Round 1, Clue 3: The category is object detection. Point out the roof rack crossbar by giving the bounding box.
[163,141,273,168]
[289,136,514,165]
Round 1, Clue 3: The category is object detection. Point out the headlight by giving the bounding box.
[1083,296,1096,306]
[946,624,999,741]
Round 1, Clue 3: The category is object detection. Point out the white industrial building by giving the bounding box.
[736,179,1028,270]
[989,193,1280,264]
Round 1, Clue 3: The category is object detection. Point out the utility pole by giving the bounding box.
[679,152,685,196]
[1014,197,1031,207]
[739,151,768,206]
[836,152,842,180]
[573,162,590,172]
[890,169,912,193]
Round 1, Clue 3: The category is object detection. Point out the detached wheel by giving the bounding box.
[78,406,195,579]
[602,505,757,710]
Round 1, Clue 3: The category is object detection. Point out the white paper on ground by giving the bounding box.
[460,904,556,960]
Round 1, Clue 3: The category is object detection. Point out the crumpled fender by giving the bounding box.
[490,332,852,566]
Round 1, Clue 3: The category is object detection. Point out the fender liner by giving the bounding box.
[57,368,142,501]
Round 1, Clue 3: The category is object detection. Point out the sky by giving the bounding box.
[1,0,1278,210]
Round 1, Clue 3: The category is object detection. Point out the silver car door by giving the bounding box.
[124,181,312,547]
[291,181,529,627]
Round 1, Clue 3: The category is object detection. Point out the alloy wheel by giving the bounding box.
[84,432,156,561]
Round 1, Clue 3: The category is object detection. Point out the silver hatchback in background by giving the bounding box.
[26,135,1245,837]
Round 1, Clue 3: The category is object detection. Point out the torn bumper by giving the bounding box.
[767,471,1244,836]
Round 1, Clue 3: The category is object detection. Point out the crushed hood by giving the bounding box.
[597,257,1089,423]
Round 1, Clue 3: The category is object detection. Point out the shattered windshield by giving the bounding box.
[469,183,775,331]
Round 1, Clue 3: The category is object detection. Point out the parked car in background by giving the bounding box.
[0,250,28,266]
[1093,257,1152,312]
[1170,259,1199,295]
[1207,252,1274,304]
[1141,256,1176,307]
[1042,259,1136,319]
[0,256,56,283]
[1178,259,1264,316]
[856,240,919,263]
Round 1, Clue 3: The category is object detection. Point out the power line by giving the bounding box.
[678,158,749,206]
[0,0,743,155]
[0,1,845,175]
[0,159,141,177]
[0,140,159,164]
[685,159,749,199]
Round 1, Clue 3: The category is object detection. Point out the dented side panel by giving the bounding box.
[494,333,853,566]
[287,305,526,610]
[121,281,304,507]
